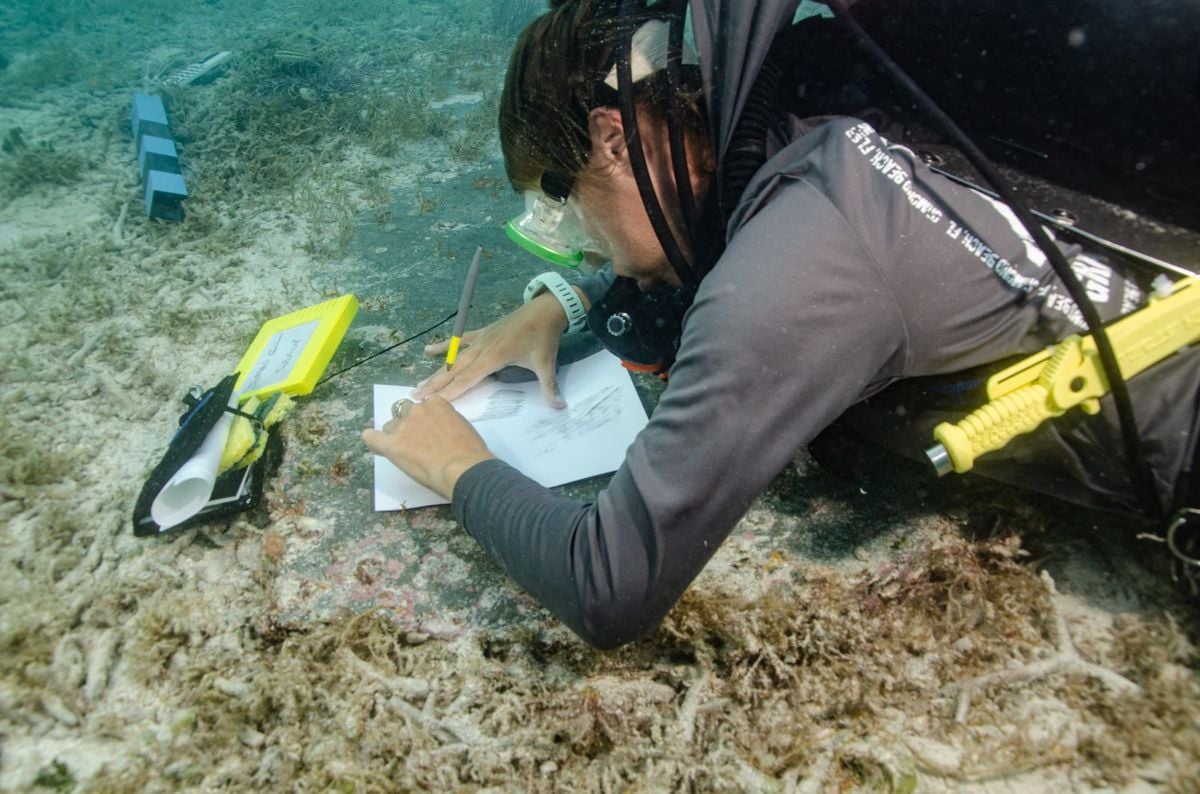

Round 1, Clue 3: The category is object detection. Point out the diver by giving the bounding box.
[362,0,1200,649]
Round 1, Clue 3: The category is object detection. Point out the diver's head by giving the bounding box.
[499,0,711,281]
[575,104,715,290]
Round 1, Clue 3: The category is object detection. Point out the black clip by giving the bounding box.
[183,384,206,408]
[223,403,264,426]
[181,377,261,426]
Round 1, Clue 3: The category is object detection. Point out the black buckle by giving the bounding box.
[183,380,261,427]
[1166,507,1200,599]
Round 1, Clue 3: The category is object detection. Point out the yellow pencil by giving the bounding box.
[446,245,483,369]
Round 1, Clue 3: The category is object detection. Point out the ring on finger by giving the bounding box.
[391,398,413,420]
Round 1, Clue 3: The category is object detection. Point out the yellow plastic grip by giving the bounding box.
[934,384,1050,473]
[930,276,1200,474]
[444,336,463,368]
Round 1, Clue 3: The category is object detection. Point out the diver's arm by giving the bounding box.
[452,460,599,637]
[452,183,907,649]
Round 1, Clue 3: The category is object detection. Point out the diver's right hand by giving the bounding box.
[413,292,579,407]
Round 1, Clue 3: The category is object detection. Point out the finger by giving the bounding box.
[537,372,566,409]
[413,349,482,401]
[361,427,388,455]
[530,348,566,408]
[423,329,476,357]
[412,367,453,401]
[424,365,487,403]
[391,398,412,420]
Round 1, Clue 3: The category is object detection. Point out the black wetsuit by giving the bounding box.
[452,2,1200,649]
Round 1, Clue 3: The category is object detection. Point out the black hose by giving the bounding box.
[719,54,783,222]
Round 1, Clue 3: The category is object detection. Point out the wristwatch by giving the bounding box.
[523,272,588,334]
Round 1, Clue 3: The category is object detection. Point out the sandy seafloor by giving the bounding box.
[1,1,1198,791]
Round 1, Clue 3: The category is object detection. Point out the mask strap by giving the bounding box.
[616,0,697,289]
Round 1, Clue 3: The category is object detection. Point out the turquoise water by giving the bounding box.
[0,0,548,417]
[0,0,538,233]
[3,3,1199,793]
[0,0,934,737]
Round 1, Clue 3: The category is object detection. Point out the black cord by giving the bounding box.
[316,310,457,387]
[222,404,264,425]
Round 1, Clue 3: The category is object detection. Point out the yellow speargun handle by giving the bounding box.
[927,276,1200,475]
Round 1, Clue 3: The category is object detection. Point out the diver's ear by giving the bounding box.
[587,107,626,166]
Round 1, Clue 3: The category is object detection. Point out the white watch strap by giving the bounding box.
[523,272,588,334]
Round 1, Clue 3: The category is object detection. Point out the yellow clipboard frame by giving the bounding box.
[233,294,358,402]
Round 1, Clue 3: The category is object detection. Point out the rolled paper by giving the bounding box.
[150,391,239,530]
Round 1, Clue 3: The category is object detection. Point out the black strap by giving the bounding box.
[615,0,697,288]
[1174,384,1200,513]
[664,0,702,242]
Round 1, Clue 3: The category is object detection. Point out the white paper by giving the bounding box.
[150,391,239,530]
[371,350,650,510]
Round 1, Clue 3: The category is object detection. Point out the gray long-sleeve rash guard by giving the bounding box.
[452,118,1200,649]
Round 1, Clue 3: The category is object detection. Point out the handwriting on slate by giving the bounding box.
[241,320,318,392]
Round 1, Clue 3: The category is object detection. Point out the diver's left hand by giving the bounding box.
[361,397,495,500]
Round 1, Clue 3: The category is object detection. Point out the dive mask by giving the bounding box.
[505,190,604,273]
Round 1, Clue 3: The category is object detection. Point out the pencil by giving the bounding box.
[445,244,483,369]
